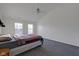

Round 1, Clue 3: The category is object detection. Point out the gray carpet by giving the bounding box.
[17,39,79,56]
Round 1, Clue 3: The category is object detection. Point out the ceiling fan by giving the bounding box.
[36,8,40,14]
[35,8,43,15]
[33,8,45,16]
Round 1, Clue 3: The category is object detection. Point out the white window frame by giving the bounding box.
[14,23,23,35]
[28,24,33,34]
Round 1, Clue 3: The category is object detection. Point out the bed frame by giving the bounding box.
[10,40,42,56]
[0,34,43,56]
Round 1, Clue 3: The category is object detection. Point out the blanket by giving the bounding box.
[14,34,42,45]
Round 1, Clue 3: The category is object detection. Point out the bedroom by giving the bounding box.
[0,3,79,56]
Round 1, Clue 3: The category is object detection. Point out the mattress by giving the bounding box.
[0,36,43,49]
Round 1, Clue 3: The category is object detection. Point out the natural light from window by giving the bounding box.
[28,24,33,34]
[15,23,23,35]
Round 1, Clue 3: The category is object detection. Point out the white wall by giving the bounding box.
[1,16,37,36]
[37,4,79,47]
[0,4,3,35]
[0,4,38,35]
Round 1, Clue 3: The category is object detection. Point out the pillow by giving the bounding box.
[0,37,11,42]
[0,34,13,39]
[0,34,11,37]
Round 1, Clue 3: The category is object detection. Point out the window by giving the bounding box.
[15,23,23,35]
[28,24,33,34]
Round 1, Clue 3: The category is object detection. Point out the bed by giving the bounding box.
[0,34,43,56]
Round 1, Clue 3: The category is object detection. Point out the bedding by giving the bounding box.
[0,39,22,49]
[0,34,12,42]
[14,34,43,45]
[0,37,11,42]
[0,34,43,49]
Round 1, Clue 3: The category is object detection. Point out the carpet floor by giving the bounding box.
[17,39,79,56]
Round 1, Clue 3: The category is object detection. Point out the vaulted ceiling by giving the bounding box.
[0,3,79,22]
